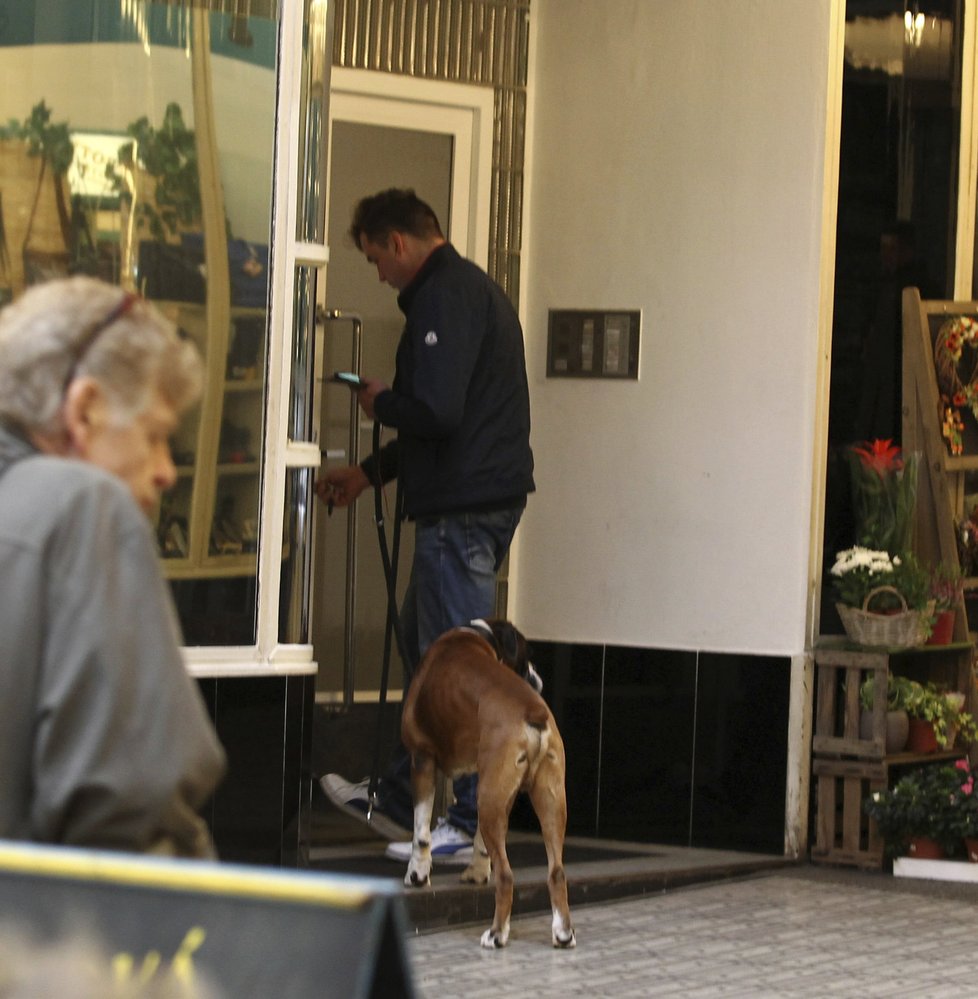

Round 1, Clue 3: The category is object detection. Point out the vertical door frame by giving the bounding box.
[954,1,978,297]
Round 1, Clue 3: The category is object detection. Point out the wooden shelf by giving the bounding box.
[811,640,975,868]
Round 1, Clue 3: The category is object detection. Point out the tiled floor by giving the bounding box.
[408,866,978,998]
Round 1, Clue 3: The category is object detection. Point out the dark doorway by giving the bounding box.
[821,0,962,632]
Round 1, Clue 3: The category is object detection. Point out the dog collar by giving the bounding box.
[463,618,499,657]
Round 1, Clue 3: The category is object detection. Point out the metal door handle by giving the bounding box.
[318,308,363,706]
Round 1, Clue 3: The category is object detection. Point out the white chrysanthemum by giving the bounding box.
[830,546,894,577]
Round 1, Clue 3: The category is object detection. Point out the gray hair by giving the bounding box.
[0,277,202,435]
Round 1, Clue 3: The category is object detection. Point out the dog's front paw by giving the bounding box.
[479,927,508,949]
[404,857,431,887]
[552,927,577,949]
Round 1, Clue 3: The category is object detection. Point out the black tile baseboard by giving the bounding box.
[198,674,314,867]
[523,640,790,855]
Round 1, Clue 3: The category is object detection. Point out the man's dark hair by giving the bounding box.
[349,188,443,246]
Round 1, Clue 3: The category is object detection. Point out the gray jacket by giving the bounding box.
[0,425,225,856]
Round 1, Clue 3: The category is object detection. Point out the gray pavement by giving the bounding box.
[408,865,978,997]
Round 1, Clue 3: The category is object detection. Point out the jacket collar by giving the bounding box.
[396,242,458,315]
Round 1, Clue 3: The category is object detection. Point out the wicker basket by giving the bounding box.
[836,586,933,649]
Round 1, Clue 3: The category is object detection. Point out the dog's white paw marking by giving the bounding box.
[405,858,431,887]
[552,909,576,948]
[552,927,577,949]
[479,922,510,949]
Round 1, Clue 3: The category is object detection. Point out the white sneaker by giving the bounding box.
[318,773,411,841]
[385,818,474,865]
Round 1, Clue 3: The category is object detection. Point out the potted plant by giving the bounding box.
[864,760,975,859]
[847,439,918,556]
[948,759,978,862]
[903,681,978,753]
[927,562,964,645]
[858,674,913,752]
[830,547,933,647]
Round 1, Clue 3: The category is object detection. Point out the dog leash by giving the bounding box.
[367,418,409,819]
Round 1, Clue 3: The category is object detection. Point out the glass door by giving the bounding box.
[0,0,281,646]
[311,70,493,702]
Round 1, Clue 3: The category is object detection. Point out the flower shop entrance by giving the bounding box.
[820,0,968,639]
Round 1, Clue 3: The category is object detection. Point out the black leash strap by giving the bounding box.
[367,420,409,816]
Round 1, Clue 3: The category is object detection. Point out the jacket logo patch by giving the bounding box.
[424,330,438,346]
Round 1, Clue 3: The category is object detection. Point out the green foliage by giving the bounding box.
[904,683,978,749]
[864,760,977,857]
[847,441,918,555]
[858,675,977,749]
[858,674,915,713]
[111,102,201,241]
[0,101,74,175]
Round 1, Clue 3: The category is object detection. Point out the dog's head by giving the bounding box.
[471,618,543,694]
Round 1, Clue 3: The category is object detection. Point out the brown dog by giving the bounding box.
[400,619,576,949]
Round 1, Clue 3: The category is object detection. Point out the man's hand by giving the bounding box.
[315,464,370,510]
[356,378,388,421]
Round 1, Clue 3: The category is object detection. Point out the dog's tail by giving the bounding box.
[524,718,551,768]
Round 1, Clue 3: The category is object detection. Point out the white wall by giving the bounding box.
[514,0,832,655]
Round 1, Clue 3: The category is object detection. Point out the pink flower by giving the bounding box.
[962,778,974,795]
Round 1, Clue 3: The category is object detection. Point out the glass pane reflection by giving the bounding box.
[0,1,279,645]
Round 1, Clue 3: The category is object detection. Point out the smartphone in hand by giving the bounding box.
[330,371,363,388]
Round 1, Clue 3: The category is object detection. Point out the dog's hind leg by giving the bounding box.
[405,753,436,887]
[529,751,576,948]
[475,774,518,949]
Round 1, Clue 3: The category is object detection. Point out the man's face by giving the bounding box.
[82,387,179,514]
[358,233,416,291]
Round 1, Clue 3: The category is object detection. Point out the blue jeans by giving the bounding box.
[380,506,524,836]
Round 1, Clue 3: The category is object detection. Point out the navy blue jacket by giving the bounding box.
[365,243,534,519]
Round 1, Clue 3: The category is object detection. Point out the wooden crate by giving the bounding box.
[811,757,886,868]
[813,646,889,759]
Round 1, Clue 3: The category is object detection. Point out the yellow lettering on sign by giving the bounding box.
[111,926,207,991]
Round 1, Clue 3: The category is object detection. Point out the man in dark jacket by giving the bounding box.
[317,188,534,863]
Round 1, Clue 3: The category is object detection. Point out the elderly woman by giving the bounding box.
[0,277,225,857]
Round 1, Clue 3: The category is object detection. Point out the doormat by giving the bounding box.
[309,841,655,880]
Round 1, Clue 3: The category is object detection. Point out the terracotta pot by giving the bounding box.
[965,837,978,863]
[907,836,945,859]
[926,609,955,646]
[906,717,939,754]
[859,709,909,753]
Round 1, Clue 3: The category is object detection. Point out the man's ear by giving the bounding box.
[61,376,106,455]
[388,230,406,256]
